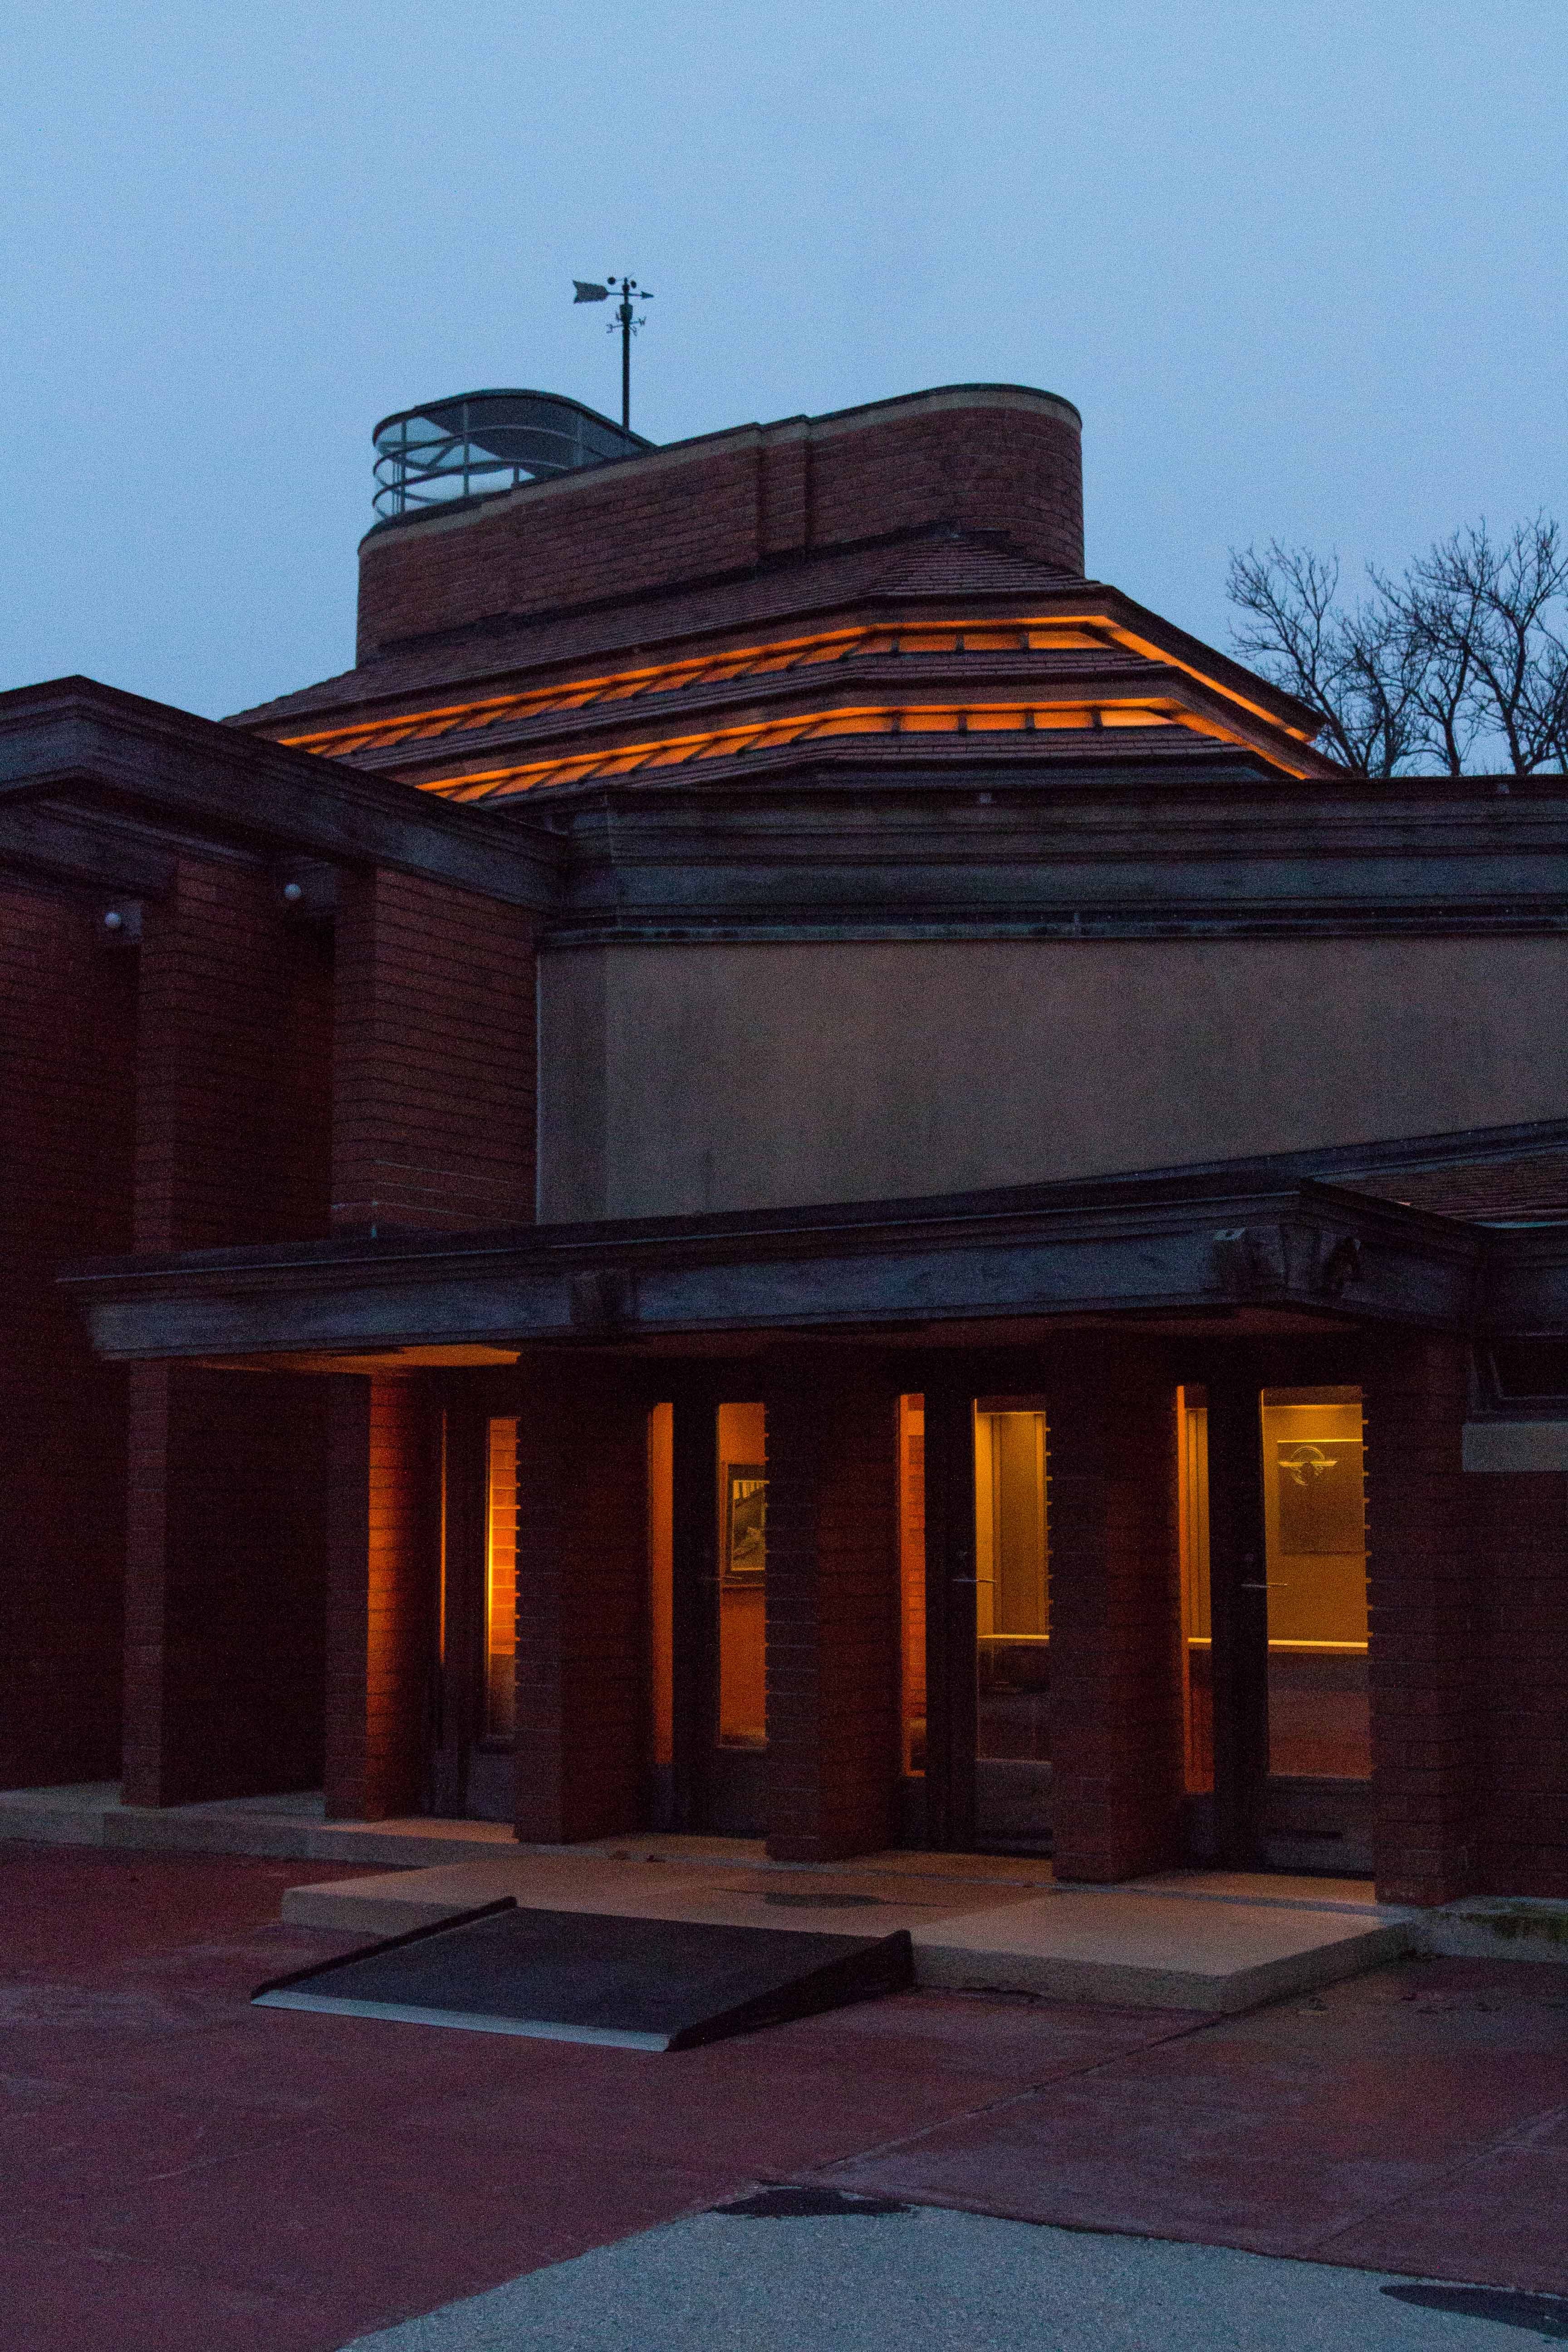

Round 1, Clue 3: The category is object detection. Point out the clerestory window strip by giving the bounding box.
[277,616,1310,765]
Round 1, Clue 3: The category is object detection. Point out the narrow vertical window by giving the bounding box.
[899,1394,926,1774]
[716,1401,767,1749]
[484,1416,518,1741]
[647,1401,675,1774]
[973,1398,1052,1848]
[1176,1386,1213,1794]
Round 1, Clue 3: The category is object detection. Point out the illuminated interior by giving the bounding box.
[419,699,1233,803]
[974,1401,1051,1816]
[485,1416,519,1741]
[647,1401,674,1773]
[1263,1387,1370,1781]
[278,613,1321,792]
[1175,1385,1371,1792]
[1178,1386,1214,1795]
[717,1400,767,1750]
[899,1394,926,1774]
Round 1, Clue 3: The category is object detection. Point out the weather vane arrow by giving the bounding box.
[572,274,652,432]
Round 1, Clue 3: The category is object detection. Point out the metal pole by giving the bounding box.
[619,290,633,431]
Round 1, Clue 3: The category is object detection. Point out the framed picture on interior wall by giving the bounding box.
[1276,1440,1365,1555]
[724,1465,767,1583]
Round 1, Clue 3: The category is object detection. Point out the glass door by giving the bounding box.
[651,1388,769,1839]
[973,1398,1051,1850]
[1258,1386,1372,1868]
[429,1406,519,1823]
[1177,1378,1372,1872]
[706,1401,768,1833]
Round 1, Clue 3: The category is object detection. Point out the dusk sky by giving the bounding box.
[3,1,1563,720]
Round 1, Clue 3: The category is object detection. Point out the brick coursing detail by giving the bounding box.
[122,1361,330,1805]
[119,859,335,1804]
[1047,1348,1186,1884]
[1468,1471,1568,1899]
[357,402,1085,658]
[762,1361,901,1862]
[0,888,136,1787]
[332,867,537,1233]
[1365,1333,1568,1904]
[512,1364,648,1842]
[1363,1335,1480,1906]
[324,1376,434,1821]
[132,859,333,1253]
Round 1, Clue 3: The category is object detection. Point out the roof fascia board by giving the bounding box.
[0,680,562,907]
[61,1181,1489,1362]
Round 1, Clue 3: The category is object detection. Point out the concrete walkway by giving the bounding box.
[7,1783,1567,2003]
[343,2205,1568,2352]
[282,1847,1407,2013]
[3,1840,1567,2352]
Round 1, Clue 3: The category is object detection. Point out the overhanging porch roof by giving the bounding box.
[60,1122,1568,1368]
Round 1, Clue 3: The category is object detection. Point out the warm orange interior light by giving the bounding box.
[277,611,1317,767]
[426,700,1206,799]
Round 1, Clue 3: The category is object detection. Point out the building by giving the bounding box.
[3,382,1567,1908]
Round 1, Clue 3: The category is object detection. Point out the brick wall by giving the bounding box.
[1363,1334,1478,1906]
[1048,1346,1186,1884]
[120,857,336,1804]
[122,1362,329,1805]
[0,887,136,1788]
[333,867,537,1233]
[762,1359,901,1863]
[324,1376,434,1820]
[357,391,1085,657]
[132,859,330,1251]
[1469,1469,1568,1898]
[512,1362,648,1842]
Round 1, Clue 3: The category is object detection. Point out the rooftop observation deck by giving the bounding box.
[371,388,650,527]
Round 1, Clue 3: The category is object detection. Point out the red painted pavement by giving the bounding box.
[3,1844,1566,2352]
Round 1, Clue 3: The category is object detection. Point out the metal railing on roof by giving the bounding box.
[371,389,650,522]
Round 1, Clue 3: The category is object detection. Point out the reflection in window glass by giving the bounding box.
[1262,1387,1370,1780]
[1177,1387,1213,1794]
[485,1417,518,1741]
[717,1401,767,1749]
[974,1403,1049,1764]
[899,1395,926,1773]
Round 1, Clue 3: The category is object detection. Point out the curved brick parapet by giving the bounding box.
[356,384,1085,661]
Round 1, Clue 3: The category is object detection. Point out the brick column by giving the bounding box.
[122,1363,330,1807]
[0,888,135,1790]
[120,858,333,1806]
[1048,1346,1185,1884]
[1470,1467,1568,1898]
[763,1358,901,1863]
[332,868,536,1235]
[512,1364,648,1843]
[1364,1334,1478,1906]
[323,1377,434,1821]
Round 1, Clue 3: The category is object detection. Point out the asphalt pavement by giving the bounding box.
[343,2200,1568,2352]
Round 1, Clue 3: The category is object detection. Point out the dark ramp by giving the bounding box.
[253,1898,914,2051]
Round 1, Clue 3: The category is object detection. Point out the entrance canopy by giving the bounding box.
[61,1118,1568,1385]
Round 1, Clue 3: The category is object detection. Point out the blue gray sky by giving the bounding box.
[2,0,1563,719]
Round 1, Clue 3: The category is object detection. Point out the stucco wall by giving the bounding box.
[537,937,1568,1221]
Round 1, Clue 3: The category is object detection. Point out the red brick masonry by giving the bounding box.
[356,386,1085,658]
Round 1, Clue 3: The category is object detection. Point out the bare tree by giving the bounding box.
[1227,517,1568,775]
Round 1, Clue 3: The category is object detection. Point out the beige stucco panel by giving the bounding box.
[538,937,1568,1221]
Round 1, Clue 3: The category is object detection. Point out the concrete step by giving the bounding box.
[14,1782,1560,1994]
[280,1852,1411,2013]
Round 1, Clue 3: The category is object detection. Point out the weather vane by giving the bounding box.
[572,274,653,433]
